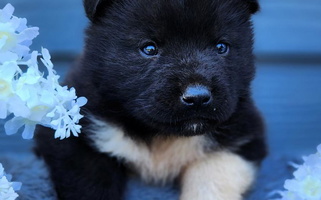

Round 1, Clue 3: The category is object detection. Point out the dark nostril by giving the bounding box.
[181,96,195,105]
[201,95,211,104]
[181,85,212,106]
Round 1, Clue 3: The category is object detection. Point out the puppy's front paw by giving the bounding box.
[180,151,256,200]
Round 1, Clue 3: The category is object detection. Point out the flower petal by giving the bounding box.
[17,27,39,43]
[0,4,14,23]
[21,122,36,139]
[11,181,22,191]
[8,96,30,118]
[0,51,18,63]
[317,144,321,154]
[76,97,88,107]
[4,117,24,135]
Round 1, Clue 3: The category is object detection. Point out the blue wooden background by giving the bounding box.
[1,0,321,157]
[2,0,321,56]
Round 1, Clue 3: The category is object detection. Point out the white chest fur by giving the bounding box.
[89,119,208,184]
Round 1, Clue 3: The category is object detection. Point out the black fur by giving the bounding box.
[35,127,127,200]
[35,0,267,199]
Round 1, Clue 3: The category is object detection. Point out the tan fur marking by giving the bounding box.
[180,151,256,200]
[90,119,208,184]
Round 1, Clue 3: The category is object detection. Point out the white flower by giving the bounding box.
[285,176,321,199]
[277,191,301,200]
[0,61,18,98]
[0,163,21,200]
[277,144,321,200]
[4,117,37,139]
[0,4,39,62]
[47,87,87,140]
[0,4,87,139]
[2,48,87,139]
[0,61,19,119]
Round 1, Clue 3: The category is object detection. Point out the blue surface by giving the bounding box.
[0,152,299,200]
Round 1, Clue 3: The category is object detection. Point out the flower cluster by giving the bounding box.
[0,163,21,200]
[276,144,321,200]
[0,3,87,139]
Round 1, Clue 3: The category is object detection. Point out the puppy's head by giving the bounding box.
[80,0,259,136]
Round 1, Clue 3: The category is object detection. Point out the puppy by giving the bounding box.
[35,0,267,199]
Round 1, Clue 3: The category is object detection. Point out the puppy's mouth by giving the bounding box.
[181,121,208,135]
[152,117,216,136]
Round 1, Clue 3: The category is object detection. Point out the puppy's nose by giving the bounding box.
[180,85,212,107]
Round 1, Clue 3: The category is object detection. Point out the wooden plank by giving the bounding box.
[253,0,321,54]
[2,0,87,54]
[253,63,321,155]
[2,0,321,55]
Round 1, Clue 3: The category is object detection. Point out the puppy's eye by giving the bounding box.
[140,43,158,56]
[216,43,229,54]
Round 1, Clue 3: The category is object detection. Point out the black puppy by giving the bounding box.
[35,0,267,199]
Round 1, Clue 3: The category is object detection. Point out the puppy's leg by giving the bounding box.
[35,127,127,200]
[180,151,256,200]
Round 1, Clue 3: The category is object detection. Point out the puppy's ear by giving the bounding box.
[247,0,260,14]
[83,0,113,22]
